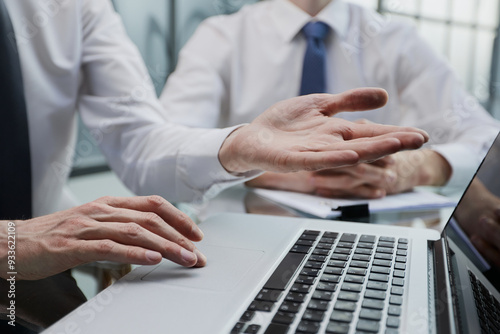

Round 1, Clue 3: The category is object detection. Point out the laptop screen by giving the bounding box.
[443,132,500,290]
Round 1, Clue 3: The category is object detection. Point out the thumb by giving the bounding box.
[315,88,389,116]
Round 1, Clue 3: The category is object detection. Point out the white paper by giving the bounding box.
[253,188,458,219]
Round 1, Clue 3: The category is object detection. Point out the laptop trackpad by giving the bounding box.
[140,244,265,291]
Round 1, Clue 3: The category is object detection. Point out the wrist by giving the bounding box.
[418,150,452,186]
[218,126,252,174]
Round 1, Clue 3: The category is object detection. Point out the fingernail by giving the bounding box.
[181,248,197,264]
[374,189,385,198]
[192,224,204,239]
[146,250,162,262]
[194,249,207,267]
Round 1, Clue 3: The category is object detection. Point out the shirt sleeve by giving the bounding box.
[390,24,500,191]
[159,17,231,128]
[76,0,260,203]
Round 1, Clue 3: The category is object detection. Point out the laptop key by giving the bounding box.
[395,256,407,263]
[347,267,367,276]
[392,278,404,286]
[285,292,307,302]
[352,254,371,261]
[330,310,353,323]
[388,306,401,316]
[396,250,407,256]
[359,308,383,321]
[279,301,302,313]
[366,281,388,291]
[379,236,395,242]
[291,284,312,293]
[312,290,334,301]
[296,276,316,285]
[393,270,405,278]
[397,243,408,250]
[324,267,343,275]
[323,232,339,239]
[334,300,357,312]
[386,316,400,328]
[389,296,403,305]
[391,287,404,296]
[365,290,386,300]
[264,323,289,334]
[337,291,359,302]
[320,274,341,283]
[244,324,261,334]
[249,301,275,312]
[316,282,337,292]
[376,247,394,254]
[302,309,325,322]
[231,322,245,333]
[331,254,349,261]
[307,300,330,311]
[357,242,374,249]
[344,275,364,284]
[300,268,321,277]
[350,260,369,268]
[374,253,392,260]
[334,247,351,255]
[300,233,318,241]
[356,319,380,332]
[240,310,255,322]
[337,242,354,248]
[296,320,320,333]
[371,266,391,274]
[369,273,389,282]
[341,282,363,292]
[398,238,408,244]
[272,311,295,325]
[340,233,357,243]
[312,248,331,256]
[354,248,372,255]
[296,240,315,247]
[362,299,384,310]
[316,242,334,250]
[291,245,312,254]
[394,263,406,270]
[257,289,283,302]
[264,252,306,290]
[309,255,327,262]
[305,261,324,269]
[378,241,395,248]
[360,235,376,243]
[326,321,350,334]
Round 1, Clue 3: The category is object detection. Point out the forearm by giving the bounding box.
[0,220,18,280]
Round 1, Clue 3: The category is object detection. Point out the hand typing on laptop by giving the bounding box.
[0,196,206,280]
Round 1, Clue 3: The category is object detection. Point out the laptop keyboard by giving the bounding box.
[469,271,500,333]
[231,230,409,334]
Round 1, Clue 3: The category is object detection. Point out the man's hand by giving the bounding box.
[219,88,429,174]
[246,149,451,198]
[455,178,500,268]
[0,196,207,280]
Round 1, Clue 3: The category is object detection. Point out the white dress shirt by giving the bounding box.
[5,0,255,217]
[160,0,500,191]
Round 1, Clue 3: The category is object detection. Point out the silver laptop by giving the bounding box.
[45,134,500,334]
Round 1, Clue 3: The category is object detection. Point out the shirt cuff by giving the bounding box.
[431,143,482,195]
[177,124,263,202]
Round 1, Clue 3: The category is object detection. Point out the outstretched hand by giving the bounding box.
[1,196,207,280]
[219,88,429,174]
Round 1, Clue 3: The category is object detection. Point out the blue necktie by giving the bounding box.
[0,0,33,220]
[299,21,330,96]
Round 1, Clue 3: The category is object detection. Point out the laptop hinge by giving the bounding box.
[433,238,458,334]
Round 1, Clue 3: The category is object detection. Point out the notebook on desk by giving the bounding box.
[45,133,500,334]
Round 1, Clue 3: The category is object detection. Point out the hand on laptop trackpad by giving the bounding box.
[141,244,265,291]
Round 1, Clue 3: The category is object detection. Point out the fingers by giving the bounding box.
[313,163,395,189]
[268,150,360,172]
[79,222,203,267]
[97,195,204,241]
[315,88,389,115]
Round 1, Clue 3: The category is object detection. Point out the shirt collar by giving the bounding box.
[270,0,350,42]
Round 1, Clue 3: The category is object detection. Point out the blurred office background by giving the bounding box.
[69,0,500,298]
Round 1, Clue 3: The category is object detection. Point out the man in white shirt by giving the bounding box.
[0,0,429,284]
[1,0,430,330]
[161,0,500,198]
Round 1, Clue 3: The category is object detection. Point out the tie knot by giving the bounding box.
[302,21,329,41]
